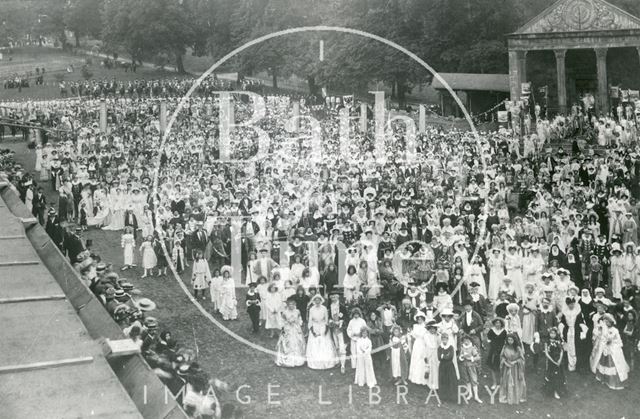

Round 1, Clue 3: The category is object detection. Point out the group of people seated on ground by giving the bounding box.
[1,75,640,410]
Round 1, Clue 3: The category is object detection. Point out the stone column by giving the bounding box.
[517,50,527,84]
[99,99,107,133]
[159,100,167,134]
[418,104,426,133]
[508,50,521,101]
[595,48,609,114]
[554,49,567,114]
[292,100,300,132]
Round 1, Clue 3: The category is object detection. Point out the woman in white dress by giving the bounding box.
[488,248,505,301]
[347,308,367,369]
[408,312,429,385]
[88,187,109,228]
[275,297,306,368]
[246,251,259,285]
[504,244,524,298]
[209,268,223,312]
[343,265,360,303]
[39,148,49,181]
[219,266,238,320]
[289,254,305,284]
[140,207,155,239]
[140,235,157,278]
[105,187,126,231]
[306,294,338,370]
[591,313,630,389]
[24,183,34,214]
[81,185,94,218]
[102,187,120,230]
[264,283,283,337]
[35,145,43,172]
[121,226,135,270]
[191,250,211,299]
[256,276,269,326]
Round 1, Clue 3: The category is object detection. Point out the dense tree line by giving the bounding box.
[3,0,640,105]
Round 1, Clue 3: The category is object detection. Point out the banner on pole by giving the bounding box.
[343,95,354,110]
[622,89,630,102]
[497,111,508,123]
[609,86,620,98]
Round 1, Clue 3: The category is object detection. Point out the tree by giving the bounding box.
[101,0,195,73]
[64,0,104,47]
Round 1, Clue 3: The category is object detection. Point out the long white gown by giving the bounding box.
[306,304,338,370]
[408,323,429,385]
[103,190,125,231]
[354,337,377,387]
[488,255,505,301]
[140,211,155,238]
[504,252,524,298]
[219,277,238,320]
[121,233,135,266]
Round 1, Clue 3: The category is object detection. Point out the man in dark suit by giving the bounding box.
[190,222,208,260]
[45,208,64,249]
[32,187,47,225]
[124,207,138,239]
[460,299,484,350]
[327,290,349,374]
[64,226,86,263]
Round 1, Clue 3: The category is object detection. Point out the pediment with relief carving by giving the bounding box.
[515,0,640,34]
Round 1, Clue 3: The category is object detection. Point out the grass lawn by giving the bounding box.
[0,47,193,102]
[2,137,638,418]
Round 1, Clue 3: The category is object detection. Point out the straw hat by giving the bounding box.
[134,298,157,312]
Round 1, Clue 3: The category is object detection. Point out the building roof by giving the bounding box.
[431,73,509,93]
[513,0,640,35]
[0,202,142,419]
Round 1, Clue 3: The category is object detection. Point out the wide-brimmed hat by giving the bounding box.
[413,311,427,321]
[119,281,134,291]
[143,316,158,329]
[135,298,157,312]
[220,265,233,276]
[440,308,454,317]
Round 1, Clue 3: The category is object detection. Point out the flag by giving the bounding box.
[622,89,630,102]
[609,86,620,98]
[343,95,354,109]
[630,90,640,101]
[521,82,531,96]
[497,111,508,123]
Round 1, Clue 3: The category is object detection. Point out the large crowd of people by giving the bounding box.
[2,76,640,416]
